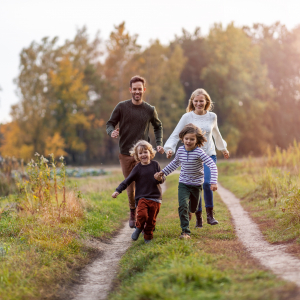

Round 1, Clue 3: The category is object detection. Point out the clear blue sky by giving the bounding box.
[1,0,300,123]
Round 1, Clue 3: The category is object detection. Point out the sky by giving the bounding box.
[1,0,300,123]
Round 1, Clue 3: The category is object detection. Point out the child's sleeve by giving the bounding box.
[115,166,138,193]
[198,150,218,184]
[161,151,181,176]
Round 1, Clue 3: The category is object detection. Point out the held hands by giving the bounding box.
[112,191,119,198]
[157,146,165,154]
[210,184,218,191]
[166,150,173,159]
[154,171,164,181]
[222,149,230,159]
[111,128,119,139]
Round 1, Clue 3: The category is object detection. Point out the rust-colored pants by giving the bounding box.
[118,153,139,209]
[136,198,161,240]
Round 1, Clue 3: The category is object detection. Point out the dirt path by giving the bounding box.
[66,183,166,300]
[217,184,300,287]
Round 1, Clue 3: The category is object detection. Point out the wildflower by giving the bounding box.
[42,157,49,163]
[34,152,40,156]
[60,156,64,160]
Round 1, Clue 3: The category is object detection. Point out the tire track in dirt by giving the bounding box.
[217,184,300,287]
[66,183,166,300]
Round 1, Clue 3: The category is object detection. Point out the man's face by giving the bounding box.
[129,81,146,102]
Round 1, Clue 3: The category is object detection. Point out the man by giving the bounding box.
[106,75,164,228]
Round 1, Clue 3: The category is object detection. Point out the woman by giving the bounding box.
[164,88,229,228]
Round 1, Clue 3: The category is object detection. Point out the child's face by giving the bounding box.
[183,133,197,151]
[137,147,151,165]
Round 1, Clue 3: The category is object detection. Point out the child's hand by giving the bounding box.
[166,150,173,159]
[112,191,119,198]
[154,172,164,181]
[210,184,218,191]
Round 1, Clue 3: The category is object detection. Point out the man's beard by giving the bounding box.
[133,93,142,101]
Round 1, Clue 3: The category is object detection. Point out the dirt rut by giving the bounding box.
[217,184,300,287]
[67,183,166,300]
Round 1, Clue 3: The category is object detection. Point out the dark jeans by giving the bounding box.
[197,155,217,212]
[178,182,202,235]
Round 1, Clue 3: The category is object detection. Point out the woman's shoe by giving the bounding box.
[206,207,218,225]
[195,211,203,228]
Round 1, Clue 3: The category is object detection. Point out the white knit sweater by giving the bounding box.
[164,111,227,156]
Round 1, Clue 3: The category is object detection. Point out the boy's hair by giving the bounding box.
[179,123,207,147]
[129,140,156,161]
[186,88,213,112]
[129,75,146,88]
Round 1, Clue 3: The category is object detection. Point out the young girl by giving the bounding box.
[164,88,229,227]
[112,140,165,243]
[155,123,218,239]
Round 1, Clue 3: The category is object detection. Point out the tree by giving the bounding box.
[201,23,272,155]
[243,22,300,148]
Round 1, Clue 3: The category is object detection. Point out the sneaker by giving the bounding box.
[129,209,136,228]
[179,233,191,240]
[144,239,152,244]
[131,228,142,241]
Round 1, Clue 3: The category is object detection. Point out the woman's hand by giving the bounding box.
[210,184,218,191]
[166,150,173,159]
[154,172,164,181]
[222,149,230,159]
[112,191,119,198]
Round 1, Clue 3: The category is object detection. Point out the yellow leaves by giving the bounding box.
[68,113,91,130]
[44,133,68,158]
[49,56,88,105]
[0,122,34,160]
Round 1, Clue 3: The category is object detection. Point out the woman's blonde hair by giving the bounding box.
[186,88,213,112]
[129,140,156,162]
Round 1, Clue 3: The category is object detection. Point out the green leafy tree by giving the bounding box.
[201,23,272,155]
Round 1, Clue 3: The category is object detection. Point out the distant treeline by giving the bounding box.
[1,22,300,163]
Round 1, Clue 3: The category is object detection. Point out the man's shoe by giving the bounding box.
[179,233,191,240]
[188,212,192,221]
[195,211,203,228]
[131,228,142,241]
[206,207,218,225]
[129,209,136,228]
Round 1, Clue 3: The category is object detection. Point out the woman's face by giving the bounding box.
[192,95,207,113]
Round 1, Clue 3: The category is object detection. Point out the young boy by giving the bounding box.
[112,140,165,243]
[155,123,218,239]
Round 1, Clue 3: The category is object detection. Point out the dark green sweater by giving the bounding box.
[106,100,163,155]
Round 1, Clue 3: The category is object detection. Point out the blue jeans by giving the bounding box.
[197,155,217,212]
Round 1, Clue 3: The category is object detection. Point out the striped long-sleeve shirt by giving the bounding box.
[162,146,218,186]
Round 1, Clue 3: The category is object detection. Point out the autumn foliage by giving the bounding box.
[1,22,300,162]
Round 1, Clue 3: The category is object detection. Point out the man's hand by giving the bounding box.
[111,128,119,139]
[154,172,164,181]
[157,146,164,154]
[112,191,119,198]
[166,150,173,159]
[210,184,218,191]
[222,149,230,159]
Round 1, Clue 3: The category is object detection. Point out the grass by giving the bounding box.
[109,174,298,300]
[0,173,128,300]
[218,160,300,257]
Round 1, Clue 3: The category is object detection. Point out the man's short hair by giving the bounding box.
[129,75,146,88]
